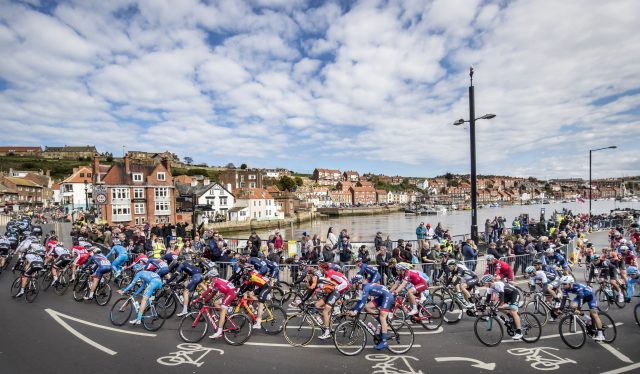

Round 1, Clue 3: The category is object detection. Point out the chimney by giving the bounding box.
[190,179,197,187]
[203,177,210,186]
[93,156,100,183]
[161,157,171,175]
[124,154,131,175]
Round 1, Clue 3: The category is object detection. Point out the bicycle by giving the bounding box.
[283,303,346,346]
[390,291,443,330]
[333,311,415,356]
[473,303,542,347]
[72,271,112,306]
[523,290,560,326]
[558,308,616,349]
[233,294,286,335]
[178,305,252,345]
[42,265,72,296]
[10,272,40,303]
[595,280,625,311]
[109,292,166,331]
[156,283,189,319]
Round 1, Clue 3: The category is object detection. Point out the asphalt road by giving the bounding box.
[1,231,639,374]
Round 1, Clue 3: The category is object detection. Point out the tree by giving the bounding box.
[225,163,236,169]
[104,152,114,162]
[184,156,193,165]
[294,176,304,187]
[278,176,296,192]
[444,172,454,181]
[240,163,248,169]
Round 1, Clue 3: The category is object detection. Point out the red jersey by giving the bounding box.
[485,260,514,281]
[46,240,58,256]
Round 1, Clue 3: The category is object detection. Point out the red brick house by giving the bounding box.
[313,168,342,186]
[350,186,377,205]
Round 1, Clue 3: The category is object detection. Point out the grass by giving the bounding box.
[0,156,113,180]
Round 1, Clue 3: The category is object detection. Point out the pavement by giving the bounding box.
[0,230,638,374]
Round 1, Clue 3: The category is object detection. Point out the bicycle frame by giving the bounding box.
[189,305,239,333]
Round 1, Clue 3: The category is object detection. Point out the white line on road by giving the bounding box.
[44,308,156,337]
[597,343,633,364]
[599,362,640,374]
[243,342,422,349]
[501,322,623,343]
[45,309,117,356]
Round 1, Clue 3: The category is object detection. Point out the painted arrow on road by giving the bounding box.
[45,308,156,356]
[434,357,496,370]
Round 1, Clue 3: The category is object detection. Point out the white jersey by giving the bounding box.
[16,239,32,254]
[54,246,70,257]
[529,270,548,285]
[25,253,43,263]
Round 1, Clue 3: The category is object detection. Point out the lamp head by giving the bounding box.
[480,114,496,120]
[453,119,465,126]
[608,146,617,149]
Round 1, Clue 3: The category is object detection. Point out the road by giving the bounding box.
[0,231,638,374]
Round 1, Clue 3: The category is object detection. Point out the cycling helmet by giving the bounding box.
[620,238,627,244]
[533,259,543,265]
[485,254,495,261]
[481,274,494,283]
[545,248,554,255]
[205,268,219,278]
[132,264,143,272]
[351,274,364,284]
[72,237,79,246]
[560,275,574,285]
[627,266,638,275]
[330,263,342,272]
[242,264,254,272]
[446,259,457,266]
[355,257,363,263]
[620,245,629,251]
[525,266,536,274]
[49,235,58,241]
[318,262,329,270]
[591,254,600,261]
[93,248,101,254]
[396,263,410,271]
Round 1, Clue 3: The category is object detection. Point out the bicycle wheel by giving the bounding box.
[283,312,315,346]
[25,278,39,303]
[95,282,112,306]
[54,269,70,296]
[596,290,611,312]
[474,316,503,347]
[417,303,443,330]
[599,312,617,344]
[513,285,526,308]
[333,320,366,356]
[73,280,88,302]
[520,312,542,343]
[558,314,586,349]
[41,271,53,291]
[613,293,626,309]
[261,305,286,335]
[525,300,549,326]
[387,319,414,354]
[142,305,166,331]
[110,297,133,326]
[224,313,253,346]
[442,295,463,324]
[392,306,406,322]
[635,304,640,327]
[10,277,21,298]
[271,286,285,306]
[178,312,208,343]
[156,293,177,319]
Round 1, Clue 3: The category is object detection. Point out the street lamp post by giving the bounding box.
[84,180,89,212]
[589,146,616,227]
[453,67,496,243]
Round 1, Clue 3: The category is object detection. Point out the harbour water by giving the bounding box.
[231,200,639,242]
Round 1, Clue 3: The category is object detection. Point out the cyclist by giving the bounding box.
[145,257,170,279]
[481,274,523,340]
[50,243,72,286]
[594,251,625,304]
[0,235,11,273]
[192,268,237,339]
[80,248,112,300]
[70,240,91,282]
[527,261,560,303]
[544,247,569,275]
[290,264,321,308]
[14,246,44,298]
[106,244,129,278]
[356,257,381,284]
[625,266,640,301]
[44,234,58,258]
[168,260,203,317]
[444,259,479,309]
[117,266,163,325]
[484,255,514,283]
[238,264,271,330]
[316,262,349,339]
[349,274,393,350]
[559,275,604,341]
[264,258,280,285]
[389,262,431,315]
[248,254,268,275]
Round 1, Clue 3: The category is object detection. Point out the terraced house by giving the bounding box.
[92,155,176,226]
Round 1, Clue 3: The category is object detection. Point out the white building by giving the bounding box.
[416,179,430,190]
[175,177,235,224]
[60,166,93,211]
[232,188,282,221]
[389,191,410,204]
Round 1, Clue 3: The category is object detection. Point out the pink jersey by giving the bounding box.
[131,254,149,266]
[404,270,427,286]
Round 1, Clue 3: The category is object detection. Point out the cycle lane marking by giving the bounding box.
[501,322,623,344]
[45,309,117,356]
[45,308,157,337]
[600,362,640,374]
[157,343,224,367]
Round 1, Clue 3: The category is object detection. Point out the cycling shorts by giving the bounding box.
[187,273,203,292]
[157,268,170,278]
[579,295,597,310]
[505,292,520,310]
[221,290,238,307]
[0,246,9,256]
[143,279,163,298]
[323,290,340,306]
[54,254,72,269]
[25,261,44,276]
[414,282,428,294]
[255,284,272,303]
[466,278,479,289]
[371,293,393,312]
[93,265,112,278]
[368,273,381,284]
[112,254,128,269]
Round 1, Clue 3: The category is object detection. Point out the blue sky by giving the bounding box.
[0,0,639,179]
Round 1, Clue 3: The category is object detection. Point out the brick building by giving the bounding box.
[0,176,43,207]
[43,146,98,160]
[219,169,264,191]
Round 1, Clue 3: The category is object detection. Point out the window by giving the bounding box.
[88,173,92,177]
[248,174,256,180]
[240,182,245,187]
[157,172,166,181]
[240,211,246,217]
[63,184,73,192]
[133,173,143,182]
[79,173,84,177]
[111,188,130,200]
[249,182,256,188]
[134,203,145,215]
[134,188,145,199]
[219,197,228,205]
[155,201,170,214]
[154,187,169,199]
[111,204,131,217]
[240,175,244,182]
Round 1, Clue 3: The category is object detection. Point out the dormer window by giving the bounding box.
[157,172,166,181]
[133,173,143,182]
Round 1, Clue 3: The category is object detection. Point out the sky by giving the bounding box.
[0,0,639,180]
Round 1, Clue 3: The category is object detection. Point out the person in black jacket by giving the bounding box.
[376,246,392,284]
[249,231,262,253]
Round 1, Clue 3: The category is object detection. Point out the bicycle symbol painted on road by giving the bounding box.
[507,347,576,371]
[365,354,424,374]
[156,343,224,367]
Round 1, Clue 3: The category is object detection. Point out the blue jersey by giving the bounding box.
[106,245,128,259]
[357,263,379,282]
[146,258,168,271]
[264,259,279,275]
[177,262,201,276]
[122,271,161,294]
[562,283,593,304]
[627,277,640,298]
[353,283,392,312]
[84,254,111,268]
[248,257,268,275]
[545,253,568,269]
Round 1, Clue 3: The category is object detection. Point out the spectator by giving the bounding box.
[376,246,392,284]
[416,222,426,243]
[358,245,371,264]
[462,239,478,271]
[402,242,413,263]
[487,242,501,259]
[312,234,321,254]
[421,243,437,278]
[326,227,337,248]
[322,243,334,263]
[374,232,384,249]
[338,237,352,267]
[249,230,262,252]
[273,230,283,250]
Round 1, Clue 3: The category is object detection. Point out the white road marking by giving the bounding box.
[599,362,640,374]
[434,357,495,370]
[45,308,156,337]
[597,343,633,364]
[501,322,623,343]
[282,325,443,335]
[243,342,422,349]
[46,309,117,356]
